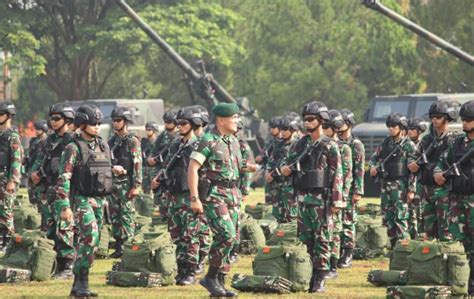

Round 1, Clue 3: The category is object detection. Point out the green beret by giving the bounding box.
[212,103,240,117]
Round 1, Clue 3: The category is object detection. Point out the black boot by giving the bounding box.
[56,257,74,279]
[229,244,239,264]
[196,252,207,274]
[179,264,197,286]
[309,270,328,293]
[110,239,123,259]
[73,268,98,297]
[390,238,397,249]
[175,261,187,284]
[338,248,353,268]
[326,257,338,279]
[217,272,237,297]
[69,273,79,297]
[199,266,227,297]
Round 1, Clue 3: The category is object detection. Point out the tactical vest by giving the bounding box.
[26,137,45,171]
[0,129,13,172]
[293,136,332,192]
[449,137,474,195]
[44,133,73,185]
[272,139,294,184]
[420,133,453,186]
[379,137,408,181]
[109,134,135,177]
[71,137,113,196]
[164,140,197,193]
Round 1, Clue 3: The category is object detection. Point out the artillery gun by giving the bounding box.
[362,0,474,66]
[114,0,267,153]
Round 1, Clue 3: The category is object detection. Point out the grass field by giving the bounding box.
[0,189,388,298]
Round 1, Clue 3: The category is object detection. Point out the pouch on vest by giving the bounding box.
[106,271,162,287]
[420,162,437,186]
[384,161,408,180]
[294,169,330,191]
[386,285,452,299]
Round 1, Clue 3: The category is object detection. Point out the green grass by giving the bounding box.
[1,189,387,298]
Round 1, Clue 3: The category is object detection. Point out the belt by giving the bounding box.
[210,179,239,188]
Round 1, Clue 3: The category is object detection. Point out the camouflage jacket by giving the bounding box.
[151,130,178,166]
[140,136,156,167]
[337,140,353,201]
[25,134,47,172]
[109,133,142,188]
[344,136,365,196]
[238,136,255,196]
[0,127,23,184]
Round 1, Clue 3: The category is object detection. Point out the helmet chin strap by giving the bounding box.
[180,126,193,137]
[0,115,10,125]
[306,122,321,133]
[54,120,68,133]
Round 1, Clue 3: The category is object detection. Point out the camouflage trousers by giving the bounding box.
[153,188,170,218]
[448,193,474,255]
[271,183,298,223]
[39,191,52,231]
[168,193,211,266]
[72,195,104,275]
[298,202,333,271]
[141,166,156,195]
[422,186,452,241]
[109,179,135,242]
[229,205,240,252]
[264,183,273,205]
[0,178,16,235]
[408,182,424,240]
[45,187,75,259]
[341,196,356,249]
[203,197,236,273]
[330,210,342,259]
[27,180,43,207]
[380,180,409,242]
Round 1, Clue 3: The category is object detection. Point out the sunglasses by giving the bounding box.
[0,112,6,117]
[322,125,331,130]
[303,116,317,122]
[387,124,398,128]
[112,118,123,123]
[430,114,444,119]
[50,116,63,122]
[461,117,473,122]
[177,120,191,126]
[89,122,102,126]
[280,126,291,131]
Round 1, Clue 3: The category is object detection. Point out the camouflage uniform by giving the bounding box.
[418,130,456,241]
[25,134,47,206]
[0,128,22,236]
[108,133,142,243]
[262,136,278,205]
[409,137,423,239]
[190,127,243,274]
[140,136,157,194]
[369,136,417,244]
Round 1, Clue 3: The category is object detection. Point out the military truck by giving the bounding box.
[353,93,474,196]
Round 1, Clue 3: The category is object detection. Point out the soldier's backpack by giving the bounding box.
[96,225,111,259]
[2,230,57,281]
[354,215,389,259]
[106,271,162,287]
[135,215,153,234]
[118,232,177,286]
[253,245,312,292]
[134,194,154,217]
[266,222,300,246]
[0,266,32,283]
[245,203,273,220]
[257,218,278,241]
[240,218,266,254]
[406,241,469,296]
[357,203,382,217]
[13,204,41,234]
[390,239,421,271]
[231,274,292,294]
[367,270,407,286]
[386,285,452,299]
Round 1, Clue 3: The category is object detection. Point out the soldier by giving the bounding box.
[337,109,365,268]
[148,111,178,215]
[323,109,352,279]
[408,102,458,241]
[0,102,22,252]
[55,104,113,297]
[265,114,299,223]
[369,113,416,248]
[141,121,159,194]
[191,105,209,137]
[280,101,343,293]
[188,103,256,297]
[406,117,427,239]
[30,103,76,278]
[434,100,474,294]
[25,120,48,207]
[108,106,142,258]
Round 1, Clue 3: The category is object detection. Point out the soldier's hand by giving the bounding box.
[31,171,41,185]
[60,207,73,222]
[6,181,15,193]
[352,194,362,203]
[281,166,292,177]
[147,157,157,166]
[434,172,446,186]
[112,165,126,175]
[264,172,274,183]
[151,177,160,190]
[128,187,139,199]
[330,207,340,215]
[243,163,257,173]
[370,167,378,177]
[242,195,248,202]
[407,192,415,203]
[255,155,263,164]
[191,199,204,214]
[408,162,420,173]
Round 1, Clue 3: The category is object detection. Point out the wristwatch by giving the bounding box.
[190,195,199,202]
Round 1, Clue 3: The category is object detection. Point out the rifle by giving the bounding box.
[372,137,408,183]
[156,140,189,187]
[443,147,474,178]
[415,139,435,166]
[278,138,321,175]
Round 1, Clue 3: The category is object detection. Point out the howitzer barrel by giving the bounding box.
[362,0,474,66]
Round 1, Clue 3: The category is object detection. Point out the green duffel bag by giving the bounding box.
[253,245,312,292]
[240,218,266,254]
[135,215,153,234]
[406,241,469,296]
[390,239,421,271]
[231,274,292,294]
[267,222,300,246]
[367,270,407,286]
[106,271,162,287]
[120,232,177,286]
[356,203,381,217]
[354,215,388,259]
[0,266,32,283]
[96,225,111,259]
[2,230,57,281]
[13,204,41,234]
[386,285,452,299]
[245,203,272,220]
[134,194,154,217]
[257,218,278,241]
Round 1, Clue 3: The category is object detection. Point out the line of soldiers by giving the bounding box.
[369,100,474,294]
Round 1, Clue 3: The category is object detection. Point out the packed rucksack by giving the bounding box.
[245,203,273,220]
[96,225,111,259]
[134,194,154,217]
[106,271,163,287]
[240,217,266,254]
[231,274,292,294]
[13,204,41,234]
[368,270,407,287]
[386,285,452,298]
[354,215,389,259]
[357,203,382,217]
[389,239,421,271]
[267,222,300,246]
